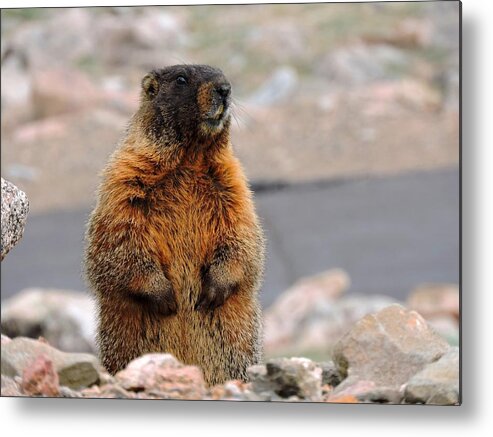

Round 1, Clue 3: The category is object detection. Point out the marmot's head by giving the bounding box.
[139,64,232,147]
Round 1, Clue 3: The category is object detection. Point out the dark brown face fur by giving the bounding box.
[139,64,232,148]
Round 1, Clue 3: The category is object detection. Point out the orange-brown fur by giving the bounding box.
[84,65,264,386]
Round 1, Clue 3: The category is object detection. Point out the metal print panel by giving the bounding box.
[0,1,460,405]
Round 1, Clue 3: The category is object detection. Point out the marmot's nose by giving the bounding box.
[216,83,231,99]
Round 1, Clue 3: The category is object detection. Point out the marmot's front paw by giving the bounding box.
[195,268,238,312]
[152,285,178,316]
[138,272,178,317]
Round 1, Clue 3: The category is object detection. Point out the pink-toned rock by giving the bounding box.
[264,268,349,351]
[13,117,68,143]
[31,68,100,118]
[407,283,459,320]
[116,354,206,400]
[1,334,11,345]
[20,354,60,397]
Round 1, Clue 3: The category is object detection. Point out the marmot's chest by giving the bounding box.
[144,167,247,267]
[152,167,240,221]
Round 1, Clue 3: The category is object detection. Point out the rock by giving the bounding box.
[363,18,433,49]
[20,354,60,397]
[12,118,68,144]
[247,66,299,106]
[1,375,23,396]
[317,44,408,86]
[31,68,100,118]
[9,9,95,69]
[404,347,459,405]
[427,316,459,346]
[406,283,459,320]
[333,304,450,389]
[264,269,350,353]
[1,337,100,390]
[358,80,442,117]
[95,11,186,68]
[208,380,250,401]
[1,178,29,261]
[393,18,433,48]
[56,385,84,398]
[1,288,96,353]
[248,357,322,401]
[82,383,137,399]
[115,354,206,400]
[246,22,305,64]
[0,48,32,114]
[265,272,397,358]
[131,11,186,49]
[5,164,40,182]
[319,360,343,387]
[1,334,12,345]
[328,378,402,404]
[325,394,359,404]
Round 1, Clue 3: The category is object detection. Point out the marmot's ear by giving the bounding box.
[142,72,159,99]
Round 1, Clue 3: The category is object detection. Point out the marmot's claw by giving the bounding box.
[150,287,178,316]
[195,284,228,312]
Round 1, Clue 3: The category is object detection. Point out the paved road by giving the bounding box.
[1,168,459,307]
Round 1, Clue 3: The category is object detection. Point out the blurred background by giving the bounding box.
[1,2,459,358]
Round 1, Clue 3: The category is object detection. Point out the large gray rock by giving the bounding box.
[248,357,322,401]
[1,288,96,353]
[333,304,450,390]
[404,347,459,405]
[1,178,29,261]
[1,337,100,390]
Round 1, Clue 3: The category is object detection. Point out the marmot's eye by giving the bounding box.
[176,76,188,85]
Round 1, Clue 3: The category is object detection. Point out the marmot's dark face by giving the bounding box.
[140,64,232,145]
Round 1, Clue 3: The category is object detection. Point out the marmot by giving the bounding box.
[84,65,265,386]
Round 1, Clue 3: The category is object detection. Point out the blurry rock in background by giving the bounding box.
[0,271,459,361]
[1,2,459,213]
[1,288,96,353]
[264,269,459,360]
[406,283,460,346]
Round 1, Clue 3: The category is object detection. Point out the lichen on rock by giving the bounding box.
[1,178,29,261]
